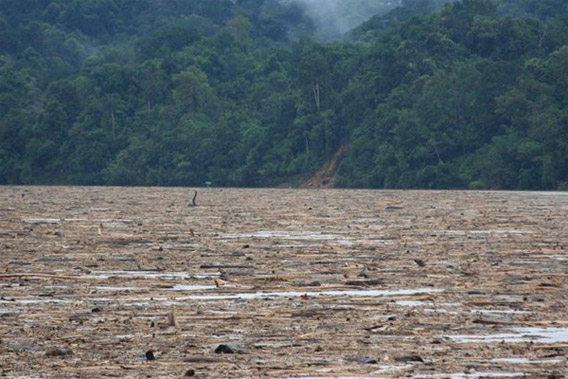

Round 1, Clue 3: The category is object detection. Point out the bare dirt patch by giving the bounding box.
[1,187,567,378]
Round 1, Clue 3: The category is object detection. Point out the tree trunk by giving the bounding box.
[313,81,320,112]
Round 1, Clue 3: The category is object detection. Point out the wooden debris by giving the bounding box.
[0,186,567,378]
[167,308,177,327]
[0,273,80,280]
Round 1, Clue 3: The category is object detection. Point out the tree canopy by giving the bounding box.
[1,0,568,189]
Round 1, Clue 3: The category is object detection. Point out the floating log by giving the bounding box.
[0,273,80,280]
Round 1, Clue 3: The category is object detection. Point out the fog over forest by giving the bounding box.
[280,0,402,39]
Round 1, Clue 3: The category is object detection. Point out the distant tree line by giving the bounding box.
[1,0,567,189]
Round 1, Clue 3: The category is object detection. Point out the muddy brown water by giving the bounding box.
[0,187,567,378]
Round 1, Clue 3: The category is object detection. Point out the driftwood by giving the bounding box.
[0,273,80,280]
[533,344,568,350]
[474,319,568,326]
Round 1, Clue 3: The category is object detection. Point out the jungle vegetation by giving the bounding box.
[1,0,567,189]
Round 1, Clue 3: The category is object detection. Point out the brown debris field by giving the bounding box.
[0,186,567,378]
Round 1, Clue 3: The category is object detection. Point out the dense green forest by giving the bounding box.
[1,0,567,189]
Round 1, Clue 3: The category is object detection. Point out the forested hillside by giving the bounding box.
[1,0,567,189]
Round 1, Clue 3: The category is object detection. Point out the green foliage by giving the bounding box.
[1,0,568,189]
